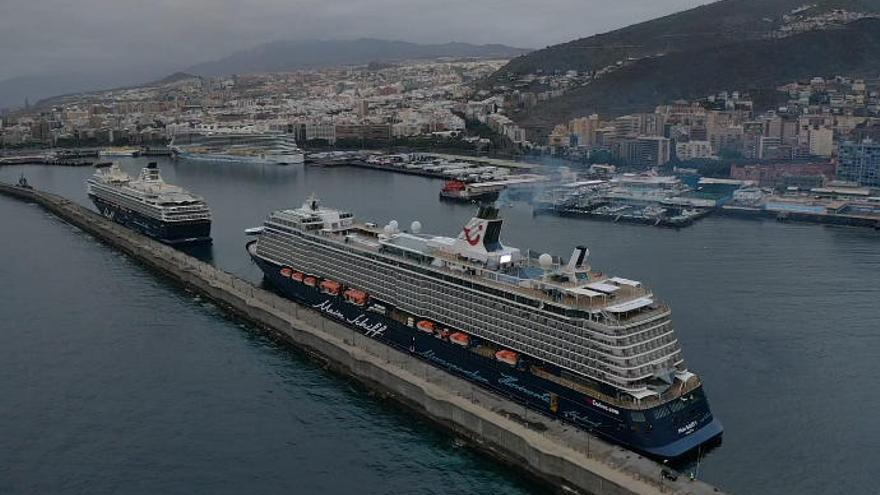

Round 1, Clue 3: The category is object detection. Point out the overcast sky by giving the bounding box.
[0,0,713,81]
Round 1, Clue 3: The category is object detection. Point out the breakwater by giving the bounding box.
[0,182,728,495]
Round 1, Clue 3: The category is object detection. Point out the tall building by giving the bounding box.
[356,100,370,119]
[548,124,570,149]
[742,121,765,159]
[758,136,783,160]
[676,141,713,160]
[709,125,744,155]
[636,136,671,166]
[613,115,642,138]
[808,127,834,157]
[838,140,880,187]
[569,114,599,146]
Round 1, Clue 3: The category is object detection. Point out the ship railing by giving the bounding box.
[558,374,702,410]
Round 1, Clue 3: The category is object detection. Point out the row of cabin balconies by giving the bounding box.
[262,232,688,377]
[261,232,689,383]
[90,186,166,219]
[260,240,642,387]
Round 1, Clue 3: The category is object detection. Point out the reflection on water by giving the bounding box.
[1,158,879,495]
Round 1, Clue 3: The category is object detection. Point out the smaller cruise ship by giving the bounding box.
[170,131,305,165]
[87,162,212,244]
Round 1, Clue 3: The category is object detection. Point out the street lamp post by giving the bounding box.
[587,428,591,458]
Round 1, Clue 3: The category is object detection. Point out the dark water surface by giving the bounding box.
[1,159,878,494]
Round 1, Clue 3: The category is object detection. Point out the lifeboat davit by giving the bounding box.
[291,272,304,282]
[320,279,341,295]
[449,332,470,347]
[280,267,293,278]
[495,350,519,366]
[303,276,317,287]
[344,288,369,306]
[416,320,435,334]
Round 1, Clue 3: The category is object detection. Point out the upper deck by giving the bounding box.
[266,199,665,326]
[90,163,210,208]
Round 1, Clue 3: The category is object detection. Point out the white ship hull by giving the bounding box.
[174,150,305,165]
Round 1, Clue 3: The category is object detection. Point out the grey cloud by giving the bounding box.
[0,0,712,81]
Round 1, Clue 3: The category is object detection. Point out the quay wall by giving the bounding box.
[0,183,728,495]
[718,205,880,228]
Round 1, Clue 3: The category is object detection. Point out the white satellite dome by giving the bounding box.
[411,221,422,234]
[389,220,399,231]
[538,253,553,269]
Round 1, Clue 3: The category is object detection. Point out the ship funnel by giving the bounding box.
[566,246,590,271]
[304,194,320,211]
[456,205,503,252]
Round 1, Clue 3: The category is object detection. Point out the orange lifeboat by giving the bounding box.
[416,320,435,334]
[344,288,369,306]
[303,276,317,287]
[291,272,304,282]
[280,267,293,278]
[320,279,341,295]
[495,350,519,366]
[449,332,470,347]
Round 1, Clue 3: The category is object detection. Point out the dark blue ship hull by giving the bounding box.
[90,195,211,245]
[249,243,722,459]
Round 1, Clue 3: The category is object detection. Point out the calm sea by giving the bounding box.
[1,158,878,494]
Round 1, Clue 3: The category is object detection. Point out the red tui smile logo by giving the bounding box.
[463,224,483,246]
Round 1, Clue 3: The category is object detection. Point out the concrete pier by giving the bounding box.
[0,182,729,495]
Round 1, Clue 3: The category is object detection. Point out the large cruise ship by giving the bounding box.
[247,197,723,458]
[170,131,305,165]
[87,163,212,244]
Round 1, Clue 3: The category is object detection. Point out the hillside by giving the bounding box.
[515,18,880,132]
[187,39,530,77]
[487,0,880,135]
[492,0,880,80]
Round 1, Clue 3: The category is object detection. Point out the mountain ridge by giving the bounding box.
[0,39,529,111]
[488,0,880,137]
[186,38,531,77]
[491,0,880,80]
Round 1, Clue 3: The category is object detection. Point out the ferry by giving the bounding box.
[246,197,722,458]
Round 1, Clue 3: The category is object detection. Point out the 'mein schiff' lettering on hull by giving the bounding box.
[313,299,387,337]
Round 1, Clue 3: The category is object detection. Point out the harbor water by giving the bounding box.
[1,158,878,494]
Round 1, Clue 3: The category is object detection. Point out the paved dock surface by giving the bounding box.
[0,182,729,495]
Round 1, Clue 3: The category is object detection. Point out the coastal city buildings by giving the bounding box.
[492,75,880,191]
[0,59,505,150]
[5,50,880,195]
